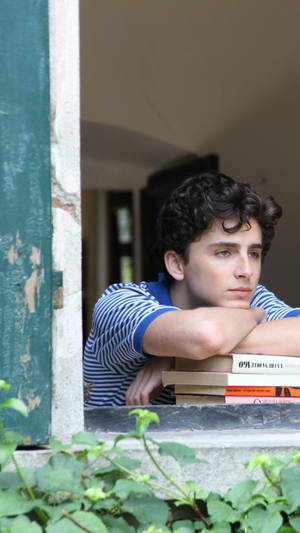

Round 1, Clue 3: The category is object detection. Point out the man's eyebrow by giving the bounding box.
[208,241,263,249]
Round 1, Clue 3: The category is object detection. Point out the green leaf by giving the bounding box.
[92,497,119,512]
[45,501,82,524]
[49,452,84,473]
[49,438,72,454]
[225,479,257,507]
[254,485,280,503]
[261,511,283,533]
[282,467,300,512]
[289,516,300,533]
[158,441,204,466]
[46,510,108,533]
[139,527,171,533]
[110,450,142,471]
[246,454,272,472]
[35,455,84,494]
[113,433,127,446]
[129,409,160,436]
[207,498,238,523]
[0,488,36,517]
[93,464,120,476]
[0,515,43,533]
[102,515,136,533]
[245,506,268,532]
[245,506,282,533]
[291,451,300,464]
[183,481,209,501]
[84,485,110,502]
[35,465,83,494]
[122,493,168,526]
[0,441,17,468]
[193,521,207,532]
[0,398,28,417]
[0,467,36,489]
[0,380,10,392]
[5,431,25,443]
[85,443,107,464]
[172,519,195,532]
[278,526,298,533]
[209,523,231,533]
[114,479,152,499]
[93,453,141,476]
[72,430,100,446]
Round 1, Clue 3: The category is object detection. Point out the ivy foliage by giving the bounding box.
[0,380,300,532]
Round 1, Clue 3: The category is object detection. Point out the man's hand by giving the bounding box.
[252,307,266,324]
[126,357,174,406]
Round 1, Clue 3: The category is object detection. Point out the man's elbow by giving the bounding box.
[190,323,226,359]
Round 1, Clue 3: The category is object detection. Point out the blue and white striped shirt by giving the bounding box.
[83,277,300,407]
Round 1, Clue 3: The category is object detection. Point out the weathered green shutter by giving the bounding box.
[0,0,52,444]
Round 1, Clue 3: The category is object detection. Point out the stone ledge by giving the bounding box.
[11,429,299,494]
[9,404,300,494]
[84,403,300,433]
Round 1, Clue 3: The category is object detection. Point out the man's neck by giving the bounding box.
[169,280,195,310]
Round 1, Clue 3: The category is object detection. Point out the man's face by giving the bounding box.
[177,218,262,309]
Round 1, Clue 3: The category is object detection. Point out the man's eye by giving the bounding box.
[249,251,261,259]
[216,250,230,257]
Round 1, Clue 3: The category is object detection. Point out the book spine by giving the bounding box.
[232,353,300,374]
[163,370,300,387]
[176,395,224,404]
[225,386,300,397]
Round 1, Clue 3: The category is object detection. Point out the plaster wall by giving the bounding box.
[11,429,300,495]
[49,0,83,441]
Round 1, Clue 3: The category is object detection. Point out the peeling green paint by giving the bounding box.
[0,1,52,444]
[52,271,64,309]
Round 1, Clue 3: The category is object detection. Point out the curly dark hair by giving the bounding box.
[155,171,282,282]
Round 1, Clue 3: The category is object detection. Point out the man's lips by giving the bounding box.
[228,287,252,295]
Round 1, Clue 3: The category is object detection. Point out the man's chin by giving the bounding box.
[221,300,251,309]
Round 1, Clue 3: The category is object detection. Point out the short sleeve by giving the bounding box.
[84,283,178,375]
[251,284,300,320]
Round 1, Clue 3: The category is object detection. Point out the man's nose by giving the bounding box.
[234,255,253,278]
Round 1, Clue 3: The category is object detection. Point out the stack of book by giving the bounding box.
[162,353,300,404]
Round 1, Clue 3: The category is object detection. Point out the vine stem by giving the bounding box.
[262,464,281,491]
[62,508,93,533]
[142,435,211,530]
[0,417,35,500]
[142,435,191,499]
[0,416,48,524]
[99,450,181,500]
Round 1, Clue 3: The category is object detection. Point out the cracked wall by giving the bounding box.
[49,0,84,441]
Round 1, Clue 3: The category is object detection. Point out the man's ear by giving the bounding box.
[164,250,185,281]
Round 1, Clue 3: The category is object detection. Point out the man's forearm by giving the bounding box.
[234,317,300,356]
[143,306,265,360]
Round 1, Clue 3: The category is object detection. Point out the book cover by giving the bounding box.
[226,395,300,403]
[226,386,300,397]
[176,394,300,404]
[174,384,300,397]
[175,353,300,374]
[162,370,300,387]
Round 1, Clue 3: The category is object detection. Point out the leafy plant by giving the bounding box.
[0,381,300,532]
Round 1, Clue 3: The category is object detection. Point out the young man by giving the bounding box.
[83,172,300,407]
